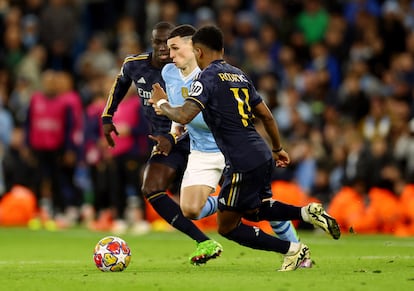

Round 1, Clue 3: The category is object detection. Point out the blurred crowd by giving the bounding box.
[1,0,414,236]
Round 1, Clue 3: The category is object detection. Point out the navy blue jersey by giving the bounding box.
[102,53,172,139]
[187,60,272,172]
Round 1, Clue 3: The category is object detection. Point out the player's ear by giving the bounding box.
[193,47,202,58]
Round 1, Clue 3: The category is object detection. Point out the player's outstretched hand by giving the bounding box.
[148,134,173,156]
[273,149,290,168]
[149,83,168,115]
[103,123,119,147]
[150,83,167,103]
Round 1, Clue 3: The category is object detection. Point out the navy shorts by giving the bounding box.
[218,159,274,212]
[147,135,190,176]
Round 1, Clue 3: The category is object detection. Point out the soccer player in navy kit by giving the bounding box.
[101,22,222,265]
[150,25,341,271]
[163,24,312,267]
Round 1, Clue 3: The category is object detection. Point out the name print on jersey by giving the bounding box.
[217,73,248,82]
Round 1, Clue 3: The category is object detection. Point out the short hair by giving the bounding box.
[153,21,175,31]
[168,24,196,39]
[192,25,223,52]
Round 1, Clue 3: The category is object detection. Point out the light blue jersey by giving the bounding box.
[162,63,220,152]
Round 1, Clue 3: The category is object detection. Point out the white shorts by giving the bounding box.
[181,150,225,189]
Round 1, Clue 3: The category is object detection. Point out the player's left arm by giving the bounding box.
[253,101,290,167]
[150,83,201,124]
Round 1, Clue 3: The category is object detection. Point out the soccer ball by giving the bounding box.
[93,236,131,272]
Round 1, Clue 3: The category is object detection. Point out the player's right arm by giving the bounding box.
[253,101,290,168]
[101,63,133,147]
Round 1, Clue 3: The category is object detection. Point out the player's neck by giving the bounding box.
[199,54,223,69]
[180,60,198,77]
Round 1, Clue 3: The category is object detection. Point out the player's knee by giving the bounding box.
[217,220,239,236]
[142,186,160,200]
[218,224,235,237]
[242,208,260,222]
[181,204,201,220]
[141,182,161,198]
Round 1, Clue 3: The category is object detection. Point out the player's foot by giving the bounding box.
[189,239,223,265]
[305,203,341,240]
[279,243,310,271]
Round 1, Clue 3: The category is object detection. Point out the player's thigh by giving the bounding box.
[141,162,177,194]
[142,146,189,194]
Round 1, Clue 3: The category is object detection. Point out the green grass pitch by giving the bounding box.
[0,227,413,291]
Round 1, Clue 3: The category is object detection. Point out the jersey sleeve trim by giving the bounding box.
[123,54,150,65]
[101,74,121,121]
[186,97,205,109]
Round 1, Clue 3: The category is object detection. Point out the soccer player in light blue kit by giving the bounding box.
[162,25,311,265]
[162,25,224,221]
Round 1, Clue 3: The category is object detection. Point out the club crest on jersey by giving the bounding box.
[189,81,203,96]
[181,87,189,98]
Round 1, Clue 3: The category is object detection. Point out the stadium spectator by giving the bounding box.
[2,126,36,194]
[295,0,329,45]
[14,44,47,90]
[75,33,117,84]
[337,67,371,124]
[342,130,372,187]
[255,71,279,111]
[393,117,414,182]
[323,12,349,69]
[215,6,244,67]
[343,0,382,25]
[379,0,407,69]
[54,71,84,226]
[8,45,47,126]
[271,86,313,138]
[38,0,78,71]
[83,76,112,230]
[240,37,273,85]
[289,139,317,196]
[112,15,143,62]
[307,41,341,90]
[1,22,25,79]
[359,96,391,143]
[25,70,78,229]
[258,22,282,73]
[21,14,39,50]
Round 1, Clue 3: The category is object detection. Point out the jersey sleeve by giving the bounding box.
[101,60,133,124]
[186,70,213,110]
